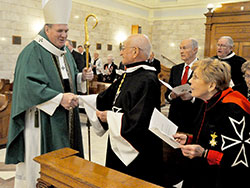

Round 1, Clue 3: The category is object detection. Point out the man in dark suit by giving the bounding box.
[78,45,91,69]
[149,52,161,75]
[163,38,203,187]
[65,40,85,71]
[165,38,202,134]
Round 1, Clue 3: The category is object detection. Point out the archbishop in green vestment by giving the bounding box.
[5,0,92,187]
[6,26,85,162]
[5,27,87,186]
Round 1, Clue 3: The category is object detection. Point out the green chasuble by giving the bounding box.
[5,28,84,164]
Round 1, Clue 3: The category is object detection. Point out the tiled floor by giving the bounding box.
[80,114,108,165]
[0,104,170,188]
[0,149,15,188]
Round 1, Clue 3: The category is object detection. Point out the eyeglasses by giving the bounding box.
[120,46,133,51]
[216,44,230,48]
[243,74,250,79]
[120,46,143,51]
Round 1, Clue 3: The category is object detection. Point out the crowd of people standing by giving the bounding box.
[66,35,250,188]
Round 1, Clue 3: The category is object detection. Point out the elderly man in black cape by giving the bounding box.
[95,34,164,186]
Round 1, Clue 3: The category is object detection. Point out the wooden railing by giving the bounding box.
[161,54,177,66]
[158,64,171,106]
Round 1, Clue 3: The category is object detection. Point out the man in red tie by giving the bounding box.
[164,38,203,187]
[165,38,200,133]
[181,64,190,85]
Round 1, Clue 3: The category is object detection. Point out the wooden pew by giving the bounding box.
[34,148,163,188]
[89,75,111,94]
[0,79,13,148]
[89,81,111,94]
[158,64,171,106]
[0,79,13,94]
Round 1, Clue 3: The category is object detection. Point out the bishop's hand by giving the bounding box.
[82,67,94,81]
[61,93,79,110]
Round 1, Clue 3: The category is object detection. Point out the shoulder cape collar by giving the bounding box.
[221,88,250,114]
[218,52,235,60]
[207,88,250,114]
[125,61,156,73]
[34,35,67,57]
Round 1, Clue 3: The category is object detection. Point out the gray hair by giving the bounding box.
[139,35,152,59]
[219,36,234,47]
[107,54,113,59]
[45,24,53,28]
[241,61,250,74]
[141,35,152,59]
[189,38,198,49]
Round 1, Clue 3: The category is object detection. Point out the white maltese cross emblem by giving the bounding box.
[221,116,250,167]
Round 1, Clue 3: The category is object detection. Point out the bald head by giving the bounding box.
[127,34,151,59]
[120,34,152,65]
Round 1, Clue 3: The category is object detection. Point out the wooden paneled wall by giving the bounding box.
[204,1,250,60]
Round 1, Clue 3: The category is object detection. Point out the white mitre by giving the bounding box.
[42,0,72,24]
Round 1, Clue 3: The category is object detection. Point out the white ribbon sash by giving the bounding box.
[34,35,69,79]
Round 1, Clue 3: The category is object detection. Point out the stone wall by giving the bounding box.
[151,18,206,68]
[0,0,43,81]
[0,0,206,81]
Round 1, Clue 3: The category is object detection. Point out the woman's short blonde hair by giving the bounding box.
[241,61,250,74]
[191,58,231,91]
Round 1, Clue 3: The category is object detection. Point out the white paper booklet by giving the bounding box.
[159,79,173,90]
[149,108,180,148]
[159,79,191,95]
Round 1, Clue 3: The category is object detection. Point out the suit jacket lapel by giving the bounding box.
[176,63,185,85]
